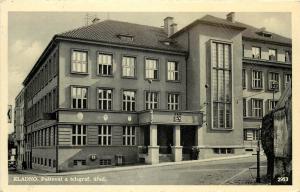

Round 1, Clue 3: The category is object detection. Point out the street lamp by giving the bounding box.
[271,81,279,110]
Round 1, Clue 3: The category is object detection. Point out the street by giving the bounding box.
[9,156,267,185]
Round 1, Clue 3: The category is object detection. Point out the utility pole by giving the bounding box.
[256,138,261,183]
[271,81,279,109]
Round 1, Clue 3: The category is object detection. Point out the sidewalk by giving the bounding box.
[18,154,255,176]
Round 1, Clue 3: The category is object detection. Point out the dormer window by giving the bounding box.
[256,30,272,38]
[117,34,134,42]
[160,40,175,46]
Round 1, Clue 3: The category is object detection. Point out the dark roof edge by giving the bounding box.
[243,58,292,69]
[171,19,246,38]
[242,36,292,47]
[15,87,25,101]
[55,35,188,55]
[23,37,58,86]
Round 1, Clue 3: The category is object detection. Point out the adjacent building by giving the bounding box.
[14,88,26,169]
[17,13,291,172]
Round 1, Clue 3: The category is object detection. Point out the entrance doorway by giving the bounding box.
[157,125,173,154]
[181,126,196,160]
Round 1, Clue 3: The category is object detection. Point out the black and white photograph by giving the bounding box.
[1,1,299,191]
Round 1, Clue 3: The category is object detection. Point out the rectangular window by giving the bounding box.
[145,59,158,79]
[242,69,246,89]
[252,70,263,89]
[122,56,135,77]
[123,126,135,146]
[252,47,261,59]
[251,99,263,118]
[285,51,291,63]
[284,74,292,89]
[212,42,232,129]
[168,93,180,110]
[99,159,112,166]
[71,50,87,73]
[244,129,260,141]
[269,99,278,111]
[268,72,279,91]
[49,159,52,167]
[145,92,158,110]
[167,61,179,81]
[122,91,136,111]
[98,89,112,110]
[73,160,86,166]
[71,87,88,109]
[98,53,112,76]
[71,125,87,146]
[269,48,277,61]
[243,98,247,117]
[53,160,56,168]
[98,125,112,146]
[213,148,234,154]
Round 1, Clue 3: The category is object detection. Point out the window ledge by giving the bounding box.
[97,74,114,78]
[71,72,89,75]
[145,78,160,81]
[122,76,137,80]
[166,80,181,83]
[211,128,233,131]
[243,117,263,120]
[251,87,263,90]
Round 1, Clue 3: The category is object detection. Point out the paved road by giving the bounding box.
[9,155,267,185]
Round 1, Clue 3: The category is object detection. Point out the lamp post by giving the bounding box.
[256,125,262,183]
[271,81,279,110]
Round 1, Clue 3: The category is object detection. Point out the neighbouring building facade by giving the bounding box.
[14,88,26,169]
[17,12,291,172]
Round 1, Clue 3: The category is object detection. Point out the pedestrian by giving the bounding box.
[22,161,26,170]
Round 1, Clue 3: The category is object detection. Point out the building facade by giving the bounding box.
[14,88,26,169]
[242,28,292,151]
[19,13,291,172]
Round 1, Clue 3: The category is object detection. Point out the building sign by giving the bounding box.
[174,112,182,122]
[8,105,12,123]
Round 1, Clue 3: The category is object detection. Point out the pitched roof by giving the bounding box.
[171,15,247,38]
[236,21,291,45]
[57,20,186,53]
[171,15,291,45]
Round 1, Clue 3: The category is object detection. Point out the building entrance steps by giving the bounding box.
[159,154,172,162]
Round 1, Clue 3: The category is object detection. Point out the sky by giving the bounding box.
[7,12,291,133]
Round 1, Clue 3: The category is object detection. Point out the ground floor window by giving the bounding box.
[213,148,234,154]
[123,126,136,146]
[72,125,87,146]
[99,159,112,165]
[73,160,86,166]
[244,129,260,141]
[98,125,112,145]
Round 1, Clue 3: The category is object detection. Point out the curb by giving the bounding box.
[17,154,255,176]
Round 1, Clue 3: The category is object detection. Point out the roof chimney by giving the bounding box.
[226,12,235,22]
[164,17,174,37]
[260,27,266,31]
[170,23,178,36]
[92,17,100,24]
